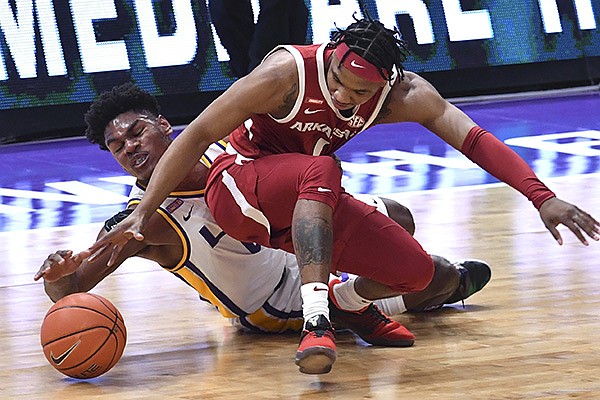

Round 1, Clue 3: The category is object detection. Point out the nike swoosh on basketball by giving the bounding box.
[304,108,325,115]
[50,340,81,365]
[350,60,366,69]
[183,204,194,221]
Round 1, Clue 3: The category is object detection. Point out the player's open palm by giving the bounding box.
[34,250,83,282]
[539,197,600,245]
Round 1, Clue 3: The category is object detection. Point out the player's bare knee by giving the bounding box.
[381,197,415,235]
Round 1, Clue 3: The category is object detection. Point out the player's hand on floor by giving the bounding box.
[539,197,600,246]
[84,209,146,267]
[34,250,84,282]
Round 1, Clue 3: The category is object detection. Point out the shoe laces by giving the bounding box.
[363,304,392,326]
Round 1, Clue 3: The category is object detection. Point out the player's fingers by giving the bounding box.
[33,267,48,281]
[564,220,588,246]
[107,244,125,267]
[38,254,64,277]
[42,258,55,269]
[577,214,600,241]
[577,207,599,224]
[87,243,110,262]
[87,238,110,255]
[132,231,144,241]
[123,229,144,242]
[47,253,65,263]
[546,223,563,245]
[88,227,128,253]
[73,249,91,263]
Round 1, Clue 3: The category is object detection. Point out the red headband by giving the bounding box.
[333,42,389,82]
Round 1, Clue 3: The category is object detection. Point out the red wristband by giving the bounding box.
[461,126,555,209]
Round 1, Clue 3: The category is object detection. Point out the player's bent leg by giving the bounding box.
[328,195,434,346]
[353,196,491,312]
[231,154,342,373]
[333,195,434,293]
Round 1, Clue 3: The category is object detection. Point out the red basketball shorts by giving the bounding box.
[206,152,433,292]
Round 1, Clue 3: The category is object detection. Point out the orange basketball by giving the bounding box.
[40,292,127,379]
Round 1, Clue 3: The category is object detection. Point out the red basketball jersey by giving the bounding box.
[229,44,396,158]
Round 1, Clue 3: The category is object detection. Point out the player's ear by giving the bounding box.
[157,114,173,136]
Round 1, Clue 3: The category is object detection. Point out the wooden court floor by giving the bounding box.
[2,174,600,399]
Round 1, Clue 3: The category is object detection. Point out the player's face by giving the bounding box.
[104,111,173,182]
[326,55,385,110]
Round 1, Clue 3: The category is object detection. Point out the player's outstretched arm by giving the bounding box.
[387,74,600,247]
[36,217,148,301]
[538,197,600,245]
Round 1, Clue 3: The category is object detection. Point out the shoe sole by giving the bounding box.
[295,347,337,374]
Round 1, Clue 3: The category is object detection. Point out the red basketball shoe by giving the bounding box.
[295,314,337,374]
[328,279,415,347]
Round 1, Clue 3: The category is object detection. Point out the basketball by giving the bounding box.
[40,292,127,379]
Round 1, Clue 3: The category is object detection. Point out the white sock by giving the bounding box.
[374,295,407,316]
[331,276,372,311]
[300,282,330,325]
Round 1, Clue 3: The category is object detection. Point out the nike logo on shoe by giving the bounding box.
[313,286,328,291]
[183,204,194,221]
[350,60,366,69]
[304,108,325,115]
[50,340,81,365]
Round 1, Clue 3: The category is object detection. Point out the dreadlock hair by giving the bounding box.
[84,82,161,151]
[330,13,410,83]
